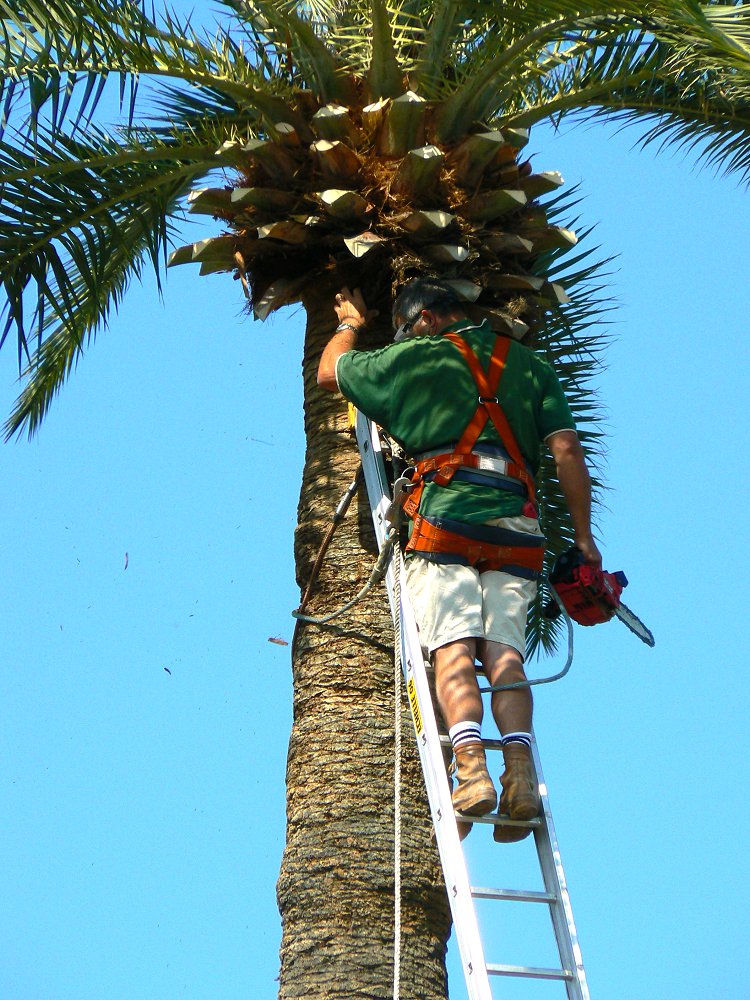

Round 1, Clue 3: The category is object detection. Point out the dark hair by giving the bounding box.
[392,278,464,326]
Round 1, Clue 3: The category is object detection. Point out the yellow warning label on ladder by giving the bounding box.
[407,677,423,737]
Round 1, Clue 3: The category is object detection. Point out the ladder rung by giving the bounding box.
[471,886,557,904]
[439,735,504,750]
[482,738,503,750]
[486,963,573,981]
[456,812,541,828]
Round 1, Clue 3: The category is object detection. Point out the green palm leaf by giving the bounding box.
[218,0,351,99]
[1,0,290,127]
[0,121,223,436]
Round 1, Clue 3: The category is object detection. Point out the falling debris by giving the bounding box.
[124,552,129,570]
[268,636,289,646]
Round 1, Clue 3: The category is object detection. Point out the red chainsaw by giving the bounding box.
[544,546,654,646]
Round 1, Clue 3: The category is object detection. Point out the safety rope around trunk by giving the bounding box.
[292,530,397,626]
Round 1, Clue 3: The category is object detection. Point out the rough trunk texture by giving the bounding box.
[277,283,452,999]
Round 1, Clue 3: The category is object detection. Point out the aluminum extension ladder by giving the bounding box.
[355,411,590,1000]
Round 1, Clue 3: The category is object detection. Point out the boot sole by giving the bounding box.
[493,825,531,843]
[493,804,537,843]
[454,792,498,817]
[453,789,497,816]
[458,821,473,842]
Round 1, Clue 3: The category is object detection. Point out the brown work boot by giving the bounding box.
[493,742,540,844]
[446,767,473,841]
[452,742,497,818]
[448,773,473,841]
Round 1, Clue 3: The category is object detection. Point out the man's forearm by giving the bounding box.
[547,431,601,565]
[556,448,593,542]
[317,327,360,391]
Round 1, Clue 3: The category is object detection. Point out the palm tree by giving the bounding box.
[2,1,750,996]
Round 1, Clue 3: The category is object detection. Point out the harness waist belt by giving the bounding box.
[414,444,531,479]
[406,514,545,578]
[437,468,526,495]
[422,515,545,549]
[414,442,516,462]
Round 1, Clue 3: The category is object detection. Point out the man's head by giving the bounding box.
[392,278,467,342]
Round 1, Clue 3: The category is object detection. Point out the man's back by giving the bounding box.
[336,318,575,522]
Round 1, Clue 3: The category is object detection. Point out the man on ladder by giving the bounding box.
[317,278,600,842]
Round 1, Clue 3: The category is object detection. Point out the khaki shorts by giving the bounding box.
[404,515,542,658]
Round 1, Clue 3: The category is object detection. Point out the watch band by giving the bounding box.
[335,322,363,334]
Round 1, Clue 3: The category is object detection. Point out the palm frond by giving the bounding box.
[483,5,750,184]
[0,0,285,131]
[435,11,649,140]
[409,0,488,97]
[523,186,614,658]
[3,205,175,439]
[367,0,405,98]
[0,120,223,433]
[535,72,750,184]
[217,0,351,100]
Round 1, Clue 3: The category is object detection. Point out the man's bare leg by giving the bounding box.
[433,638,496,818]
[479,639,539,840]
[433,638,480,728]
[479,640,532,736]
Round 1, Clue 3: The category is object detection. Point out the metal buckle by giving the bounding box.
[475,454,509,475]
[387,475,414,527]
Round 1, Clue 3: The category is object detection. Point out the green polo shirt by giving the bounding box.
[336,319,575,520]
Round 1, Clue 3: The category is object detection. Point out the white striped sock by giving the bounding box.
[449,720,482,751]
[501,731,532,749]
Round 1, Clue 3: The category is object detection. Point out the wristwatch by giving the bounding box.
[335,322,363,333]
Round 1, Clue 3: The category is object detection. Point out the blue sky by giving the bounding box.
[1,14,749,999]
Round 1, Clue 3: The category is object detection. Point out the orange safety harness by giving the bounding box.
[400,331,545,579]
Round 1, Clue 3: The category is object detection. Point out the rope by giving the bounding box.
[479,581,575,693]
[392,547,403,1000]
[292,530,397,626]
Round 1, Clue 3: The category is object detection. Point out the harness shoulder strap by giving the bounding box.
[439,333,536,505]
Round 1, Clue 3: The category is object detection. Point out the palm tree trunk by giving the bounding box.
[277,283,452,999]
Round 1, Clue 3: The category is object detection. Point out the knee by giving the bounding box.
[492,667,529,692]
[434,639,476,682]
[482,644,526,686]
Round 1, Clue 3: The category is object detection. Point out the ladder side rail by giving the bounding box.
[531,739,591,1000]
[355,418,397,615]
[356,413,493,1000]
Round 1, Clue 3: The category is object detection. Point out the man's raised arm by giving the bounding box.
[317,287,373,392]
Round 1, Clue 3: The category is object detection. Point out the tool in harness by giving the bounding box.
[399,331,543,578]
[544,546,655,646]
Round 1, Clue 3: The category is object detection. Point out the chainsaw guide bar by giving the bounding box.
[614,601,655,647]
